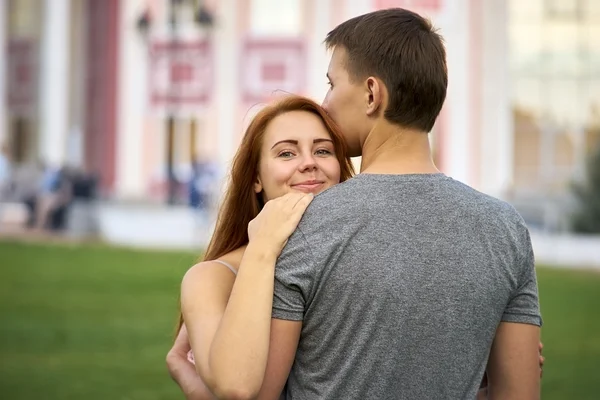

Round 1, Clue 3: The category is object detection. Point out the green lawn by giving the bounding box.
[0,240,599,399]
[0,240,197,400]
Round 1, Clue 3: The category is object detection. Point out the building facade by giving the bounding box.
[508,0,600,229]
[3,0,596,227]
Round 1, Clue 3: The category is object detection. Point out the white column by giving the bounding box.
[0,0,6,143]
[344,0,371,19]
[215,0,237,190]
[115,0,146,199]
[39,0,70,168]
[306,0,331,103]
[479,0,512,198]
[442,0,471,185]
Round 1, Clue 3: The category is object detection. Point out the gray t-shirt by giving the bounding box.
[272,173,542,400]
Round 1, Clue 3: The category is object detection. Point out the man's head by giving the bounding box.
[322,8,448,157]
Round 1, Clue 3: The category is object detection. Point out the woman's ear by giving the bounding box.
[254,176,263,194]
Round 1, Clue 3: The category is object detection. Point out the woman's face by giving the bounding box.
[255,110,341,202]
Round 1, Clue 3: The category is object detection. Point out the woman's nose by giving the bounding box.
[298,154,317,171]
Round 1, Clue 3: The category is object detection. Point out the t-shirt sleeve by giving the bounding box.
[501,225,543,327]
[272,228,315,321]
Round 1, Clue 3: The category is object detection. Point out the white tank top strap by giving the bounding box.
[212,259,237,275]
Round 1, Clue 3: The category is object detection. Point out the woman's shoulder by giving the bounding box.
[217,246,246,272]
[180,247,246,307]
[184,246,246,280]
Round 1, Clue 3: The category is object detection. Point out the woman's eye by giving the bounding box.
[278,151,294,158]
[316,149,333,156]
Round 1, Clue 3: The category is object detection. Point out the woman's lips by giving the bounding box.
[291,181,325,192]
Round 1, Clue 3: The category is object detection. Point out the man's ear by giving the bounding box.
[366,77,384,116]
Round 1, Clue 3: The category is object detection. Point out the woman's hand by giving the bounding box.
[248,192,314,255]
[538,342,545,378]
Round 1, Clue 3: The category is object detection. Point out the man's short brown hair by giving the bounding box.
[325,8,447,133]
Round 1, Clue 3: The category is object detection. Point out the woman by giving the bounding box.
[168,95,543,399]
[171,95,354,400]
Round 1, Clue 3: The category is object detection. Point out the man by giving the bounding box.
[168,8,542,399]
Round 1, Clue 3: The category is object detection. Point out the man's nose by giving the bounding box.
[321,94,329,112]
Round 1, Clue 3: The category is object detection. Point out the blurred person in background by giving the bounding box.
[31,165,74,231]
[0,142,14,229]
[0,142,12,199]
[12,160,44,227]
[168,9,544,400]
[189,156,219,226]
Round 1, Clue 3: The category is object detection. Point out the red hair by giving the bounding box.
[176,95,355,334]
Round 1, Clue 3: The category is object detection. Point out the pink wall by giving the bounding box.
[85,0,119,195]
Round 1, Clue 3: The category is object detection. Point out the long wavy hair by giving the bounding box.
[176,95,355,334]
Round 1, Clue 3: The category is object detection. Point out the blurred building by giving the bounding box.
[508,0,600,230]
[0,0,598,231]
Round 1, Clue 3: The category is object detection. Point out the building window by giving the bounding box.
[250,0,302,37]
[510,0,600,194]
[544,0,583,20]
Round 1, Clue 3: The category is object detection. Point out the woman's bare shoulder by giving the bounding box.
[216,246,246,272]
[184,245,246,281]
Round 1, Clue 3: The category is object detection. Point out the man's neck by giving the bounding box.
[359,122,440,175]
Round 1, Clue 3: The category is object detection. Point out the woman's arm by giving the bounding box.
[182,248,278,399]
[166,325,216,400]
[182,193,313,400]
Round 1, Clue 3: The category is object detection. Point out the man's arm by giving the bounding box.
[485,218,542,399]
[486,322,541,400]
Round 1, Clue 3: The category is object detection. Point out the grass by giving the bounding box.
[0,240,197,400]
[0,240,599,399]
[537,267,600,399]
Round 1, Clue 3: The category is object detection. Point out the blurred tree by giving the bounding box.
[571,142,600,233]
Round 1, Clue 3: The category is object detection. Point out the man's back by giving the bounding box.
[273,173,542,399]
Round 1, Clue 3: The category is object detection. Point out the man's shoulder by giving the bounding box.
[449,180,524,223]
[300,178,360,220]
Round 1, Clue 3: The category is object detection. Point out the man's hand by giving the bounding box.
[166,324,215,400]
